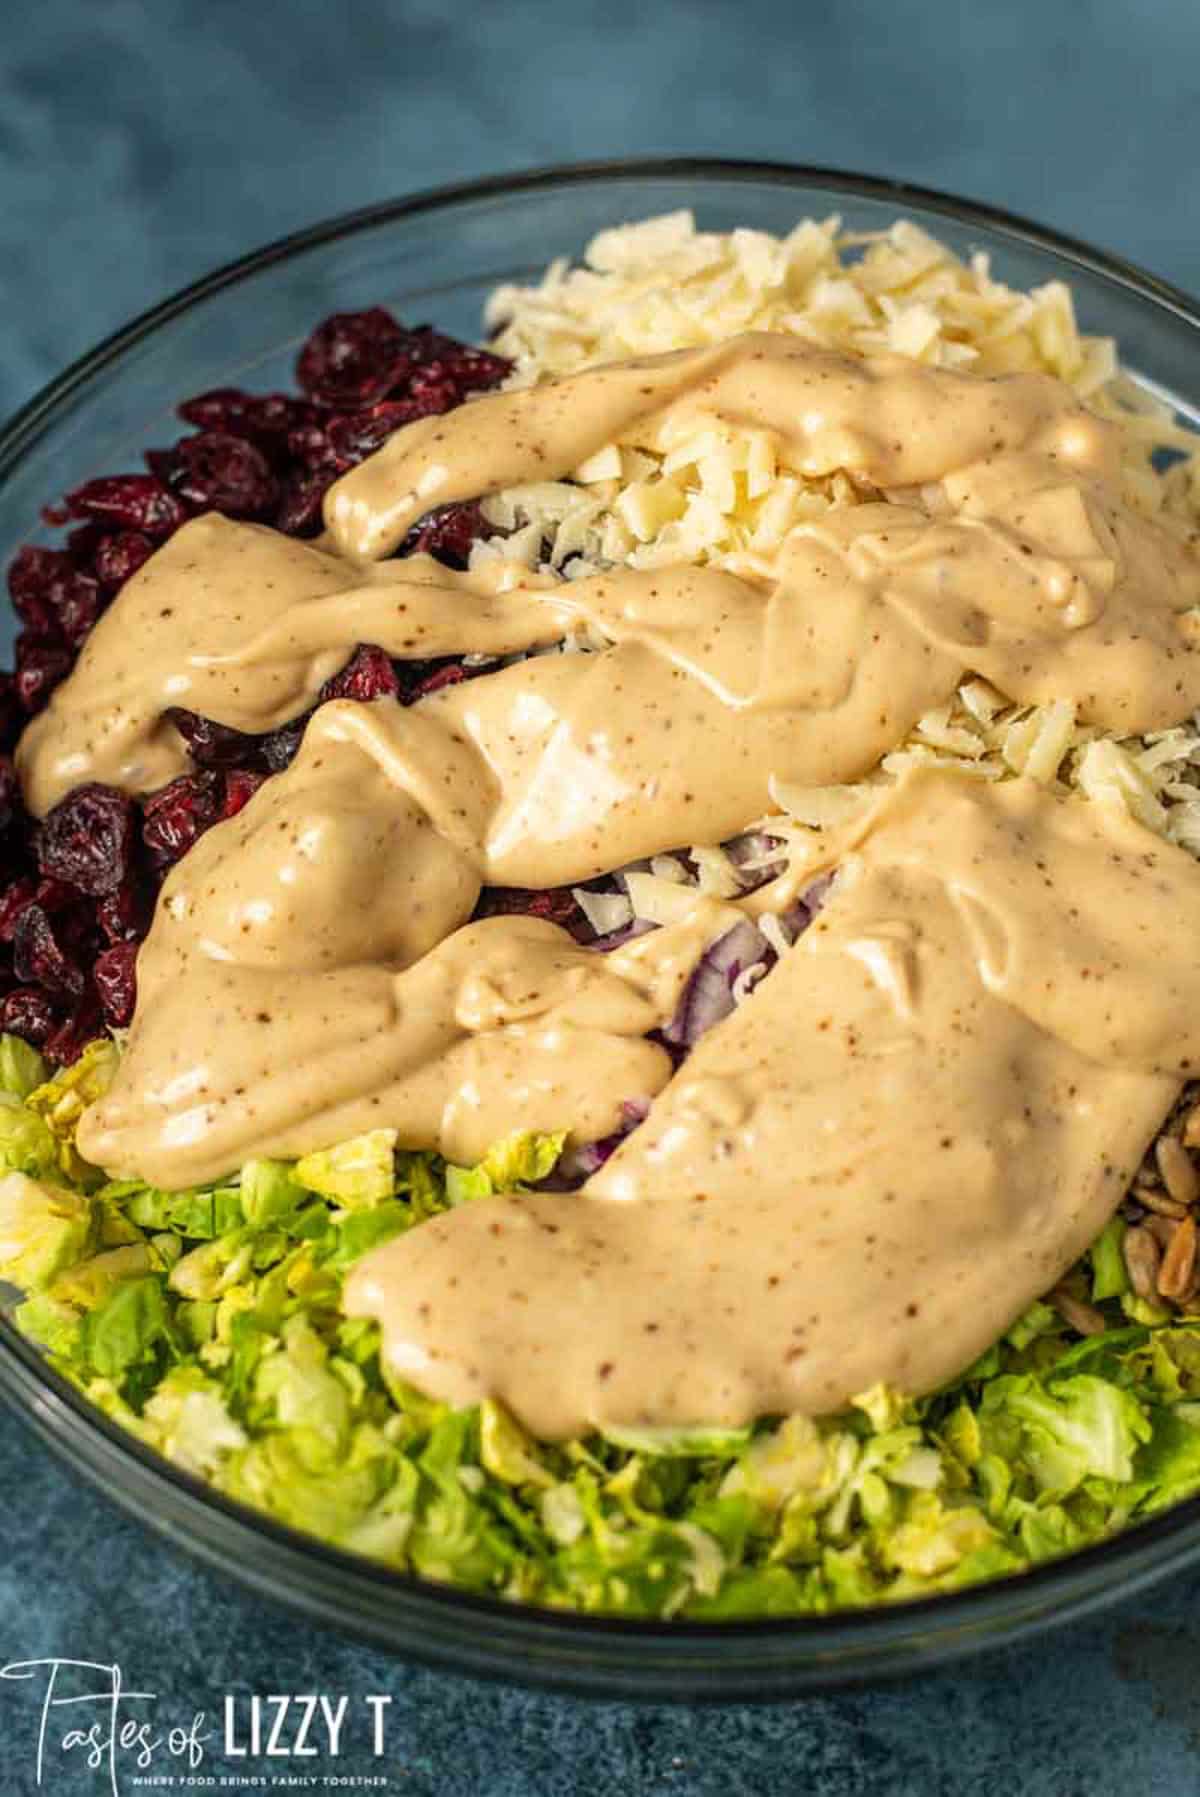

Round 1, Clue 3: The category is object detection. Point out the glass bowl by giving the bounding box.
[4,159,1200,1701]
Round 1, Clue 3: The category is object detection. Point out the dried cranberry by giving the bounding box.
[515,889,584,930]
[474,885,590,942]
[324,402,425,467]
[260,718,308,773]
[408,329,510,395]
[14,641,73,714]
[37,783,135,896]
[221,768,266,819]
[46,994,103,1065]
[142,771,224,866]
[0,987,60,1047]
[12,905,85,997]
[65,474,188,538]
[405,374,462,416]
[0,879,78,946]
[405,659,468,702]
[9,546,64,614]
[0,758,18,834]
[246,393,319,447]
[0,879,35,942]
[142,771,223,863]
[8,592,58,642]
[319,644,400,705]
[0,674,21,752]
[286,422,339,469]
[160,432,278,519]
[0,305,516,1062]
[94,941,138,1027]
[0,878,81,948]
[93,531,155,590]
[166,708,266,770]
[401,501,492,569]
[140,448,175,486]
[296,308,413,409]
[7,547,73,636]
[55,576,104,648]
[176,387,258,437]
[176,388,316,451]
[274,469,332,538]
[32,878,80,917]
[96,880,150,944]
[65,522,105,564]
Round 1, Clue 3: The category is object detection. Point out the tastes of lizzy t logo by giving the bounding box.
[0,1659,204,1794]
[0,1658,393,1792]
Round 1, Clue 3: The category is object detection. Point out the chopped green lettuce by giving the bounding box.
[601,1422,753,1458]
[980,1373,1151,1493]
[0,1097,61,1182]
[80,1274,173,1381]
[294,1131,397,1207]
[122,1182,244,1240]
[1091,1217,1130,1302]
[480,1399,555,1487]
[15,1291,83,1358]
[28,1038,119,1143]
[238,1158,301,1225]
[141,1365,248,1476]
[445,1129,566,1205]
[7,1029,1200,1619]
[54,1242,158,1308]
[0,1172,93,1289]
[0,1036,49,1103]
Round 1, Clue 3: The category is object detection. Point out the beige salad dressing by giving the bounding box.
[18,330,1200,1429]
[346,769,1200,1435]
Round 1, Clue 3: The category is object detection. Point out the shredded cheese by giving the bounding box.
[472,210,1200,880]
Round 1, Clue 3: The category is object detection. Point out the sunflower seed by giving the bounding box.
[1143,1213,1180,1250]
[1050,1286,1108,1336]
[1157,1135,1200,1205]
[1124,1225,1162,1300]
[1159,1214,1199,1302]
[1135,1185,1190,1220]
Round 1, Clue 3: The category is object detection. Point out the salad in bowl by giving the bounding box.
[5,195,1200,1630]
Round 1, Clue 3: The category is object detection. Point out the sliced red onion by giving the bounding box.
[761,874,834,949]
[591,916,658,953]
[724,830,787,891]
[662,918,772,1048]
[802,872,834,912]
[539,1098,652,1189]
[550,874,835,1184]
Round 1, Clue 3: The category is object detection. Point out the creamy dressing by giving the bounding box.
[321,332,1113,559]
[20,335,1200,829]
[21,328,1200,1430]
[77,699,742,1185]
[346,770,1197,1435]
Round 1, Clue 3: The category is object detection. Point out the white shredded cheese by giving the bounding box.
[571,888,634,938]
[689,844,744,897]
[758,914,793,960]
[626,871,710,925]
[471,210,1200,882]
[731,963,768,1005]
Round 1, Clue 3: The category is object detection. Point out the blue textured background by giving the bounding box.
[4,2,1200,1790]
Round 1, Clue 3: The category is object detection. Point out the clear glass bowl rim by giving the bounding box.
[4,155,1200,1700]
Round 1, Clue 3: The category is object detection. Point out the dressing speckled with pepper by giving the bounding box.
[17,332,1200,1432]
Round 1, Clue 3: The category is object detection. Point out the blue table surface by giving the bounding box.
[5,2,1200,1789]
